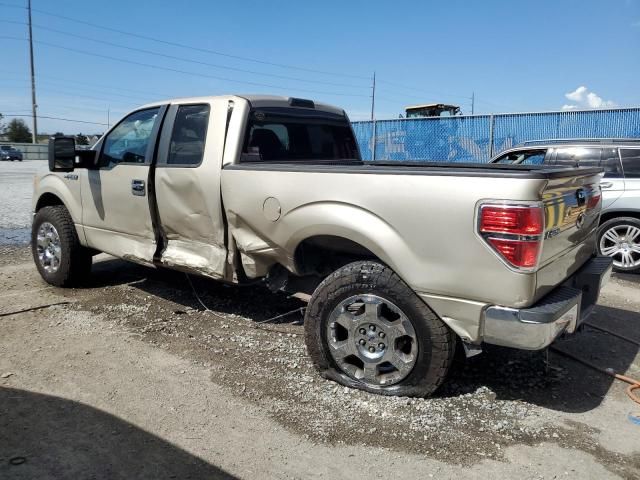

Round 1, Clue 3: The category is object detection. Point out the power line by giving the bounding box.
[3,113,108,126]
[31,40,370,98]
[0,81,143,107]
[377,79,472,101]
[1,36,370,98]
[36,24,368,89]
[1,71,175,99]
[0,20,368,89]
[0,2,369,80]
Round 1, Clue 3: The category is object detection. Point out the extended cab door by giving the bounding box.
[81,106,167,263]
[153,100,228,279]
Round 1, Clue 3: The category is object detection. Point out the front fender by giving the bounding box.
[33,172,85,243]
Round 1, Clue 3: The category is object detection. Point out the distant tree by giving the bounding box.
[53,132,64,137]
[4,118,32,143]
[76,133,89,145]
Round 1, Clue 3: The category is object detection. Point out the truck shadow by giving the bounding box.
[437,303,639,413]
[0,386,236,479]
[88,256,306,324]
[88,257,638,414]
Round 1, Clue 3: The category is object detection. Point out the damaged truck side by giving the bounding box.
[32,95,612,397]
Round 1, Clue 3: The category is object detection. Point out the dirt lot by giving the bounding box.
[1,162,639,479]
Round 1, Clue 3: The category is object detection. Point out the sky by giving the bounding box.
[0,0,639,134]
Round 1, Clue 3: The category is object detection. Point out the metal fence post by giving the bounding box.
[371,119,377,161]
[488,114,495,159]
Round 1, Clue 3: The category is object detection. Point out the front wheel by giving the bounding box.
[32,206,92,286]
[598,217,640,272]
[304,261,455,397]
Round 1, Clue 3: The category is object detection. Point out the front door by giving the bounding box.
[81,106,166,264]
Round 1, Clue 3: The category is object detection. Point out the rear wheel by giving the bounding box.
[32,206,92,286]
[598,217,640,272]
[304,261,455,397]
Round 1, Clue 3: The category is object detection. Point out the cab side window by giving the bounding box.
[167,104,210,166]
[100,108,160,166]
[620,149,640,178]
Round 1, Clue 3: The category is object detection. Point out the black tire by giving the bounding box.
[597,217,640,273]
[32,205,92,287]
[304,261,455,397]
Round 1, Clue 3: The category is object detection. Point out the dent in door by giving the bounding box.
[155,169,227,279]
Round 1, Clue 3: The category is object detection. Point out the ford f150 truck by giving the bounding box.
[32,95,612,397]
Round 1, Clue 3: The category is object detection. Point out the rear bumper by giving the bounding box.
[483,256,613,350]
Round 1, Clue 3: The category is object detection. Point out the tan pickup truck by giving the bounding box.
[32,95,612,397]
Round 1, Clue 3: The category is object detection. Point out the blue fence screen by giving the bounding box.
[352,108,640,162]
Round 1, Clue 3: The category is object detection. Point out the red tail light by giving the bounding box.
[486,238,540,268]
[480,205,543,235]
[587,193,601,209]
[478,203,544,271]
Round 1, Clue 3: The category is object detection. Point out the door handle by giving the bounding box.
[600,182,613,189]
[131,179,146,196]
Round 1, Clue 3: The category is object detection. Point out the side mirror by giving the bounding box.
[48,136,76,172]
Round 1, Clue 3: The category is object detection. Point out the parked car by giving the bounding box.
[491,139,640,272]
[0,145,23,161]
[31,95,611,397]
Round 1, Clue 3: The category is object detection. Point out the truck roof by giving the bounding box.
[139,94,345,116]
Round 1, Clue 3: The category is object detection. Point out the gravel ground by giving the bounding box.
[0,161,46,244]
[1,162,639,478]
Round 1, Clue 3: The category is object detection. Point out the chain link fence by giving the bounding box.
[0,142,48,161]
[352,107,640,162]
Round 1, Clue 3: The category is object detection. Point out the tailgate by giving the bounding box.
[536,169,603,294]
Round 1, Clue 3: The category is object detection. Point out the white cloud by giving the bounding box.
[565,86,588,103]
[562,86,617,110]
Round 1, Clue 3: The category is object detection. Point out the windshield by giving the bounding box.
[241,107,360,163]
[0,146,11,151]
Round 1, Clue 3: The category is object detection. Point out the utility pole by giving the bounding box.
[370,71,376,121]
[27,0,38,143]
[471,91,475,116]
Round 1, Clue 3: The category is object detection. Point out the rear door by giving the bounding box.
[553,146,624,209]
[153,100,228,279]
[81,106,166,263]
[618,148,640,211]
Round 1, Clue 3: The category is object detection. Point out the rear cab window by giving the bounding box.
[241,107,360,163]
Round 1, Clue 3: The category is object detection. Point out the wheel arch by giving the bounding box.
[282,202,411,280]
[600,210,640,225]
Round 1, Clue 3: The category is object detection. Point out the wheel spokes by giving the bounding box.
[604,229,621,243]
[325,294,418,387]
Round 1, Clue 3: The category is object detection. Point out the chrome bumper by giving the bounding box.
[483,256,613,350]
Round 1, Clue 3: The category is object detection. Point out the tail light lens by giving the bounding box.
[480,205,543,235]
[478,204,544,270]
[587,192,601,209]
